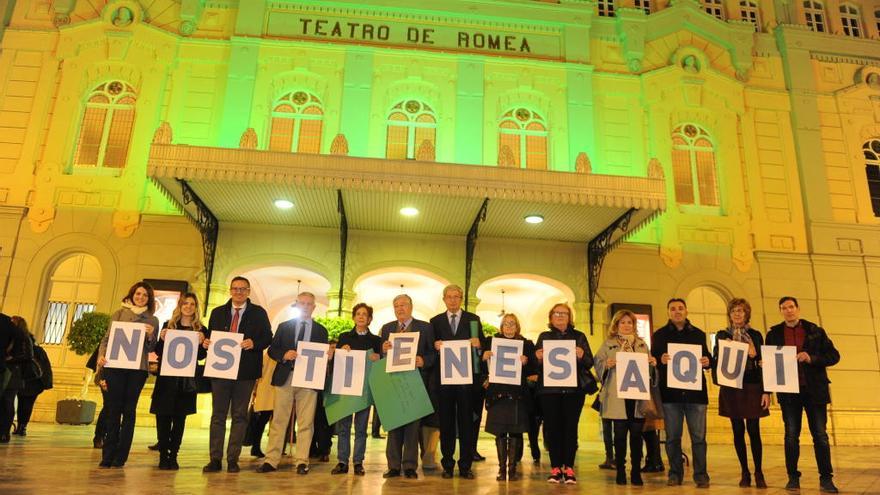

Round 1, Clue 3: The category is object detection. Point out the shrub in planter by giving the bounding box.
[56,311,110,425]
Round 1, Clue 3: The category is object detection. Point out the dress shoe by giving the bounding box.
[250,448,265,458]
[256,462,277,473]
[696,479,710,488]
[473,451,486,462]
[616,468,627,485]
[404,469,418,479]
[460,470,476,479]
[297,463,310,475]
[203,460,222,473]
[111,461,125,468]
[13,426,26,436]
[331,462,349,475]
[786,476,801,491]
[227,462,240,473]
[755,472,767,489]
[383,468,401,478]
[148,442,160,451]
[168,452,180,471]
[740,472,752,487]
[354,464,365,476]
[599,458,616,470]
[668,475,683,486]
[820,478,839,493]
[98,460,112,468]
[631,471,644,486]
[441,469,454,479]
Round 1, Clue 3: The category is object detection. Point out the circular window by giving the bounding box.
[515,108,531,121]
[107,81,123,95]
[292,91,308,105]
[684,125,698,138]
[405,100,421,113]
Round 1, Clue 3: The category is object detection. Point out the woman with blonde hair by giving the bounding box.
[594,309,657,486]
[149,292,207,469]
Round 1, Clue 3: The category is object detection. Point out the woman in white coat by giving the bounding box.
[594,309,656,486]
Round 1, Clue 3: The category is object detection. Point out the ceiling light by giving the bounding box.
[524,214,544,224]
[274,199,294,210]
[400,207,419,217]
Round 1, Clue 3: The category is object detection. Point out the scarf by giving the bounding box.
[617,333,636,352]
[122,300,148,316]
[731,326,752,344]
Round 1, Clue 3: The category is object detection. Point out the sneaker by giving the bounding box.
[563,467,577,484]
[547,467,563,483]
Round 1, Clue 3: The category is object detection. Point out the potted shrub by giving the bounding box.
[55,311,110,425]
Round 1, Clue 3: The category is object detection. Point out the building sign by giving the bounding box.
[266,10,562,59]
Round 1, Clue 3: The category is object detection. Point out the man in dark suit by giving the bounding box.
[379,294,436,479]
[430,284,485,479]
[203,276,272,473]
[257,291,329,475]
[764,296,840,494]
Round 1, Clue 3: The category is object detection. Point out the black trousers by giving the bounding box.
[0,386,18,434]
[16,393,39,429]
[540,392,585,468]
[310,392,332,456]
[438,384,476,472]
[156,414,187,452]
[613,418,645,471]
[209,378,255,463]
[94,388,109,442]
[247,410,272,451]
[102,369,148,465]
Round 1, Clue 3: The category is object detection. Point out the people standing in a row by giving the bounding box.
[96,282,159,468]
[380,294,435,479]
[150,292,208,470]
[536,303,595,484]
[594,309,656,486]
[651,298,712,488]
[712,298,769,488]
[203,276,272,473]
[430,284,485,480]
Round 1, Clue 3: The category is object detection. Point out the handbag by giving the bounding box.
[640,380,664,420]
[579,367,600,395]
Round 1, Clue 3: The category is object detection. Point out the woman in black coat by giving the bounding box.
[12,317,50,437]
[150,292,207,469]
[482,313,535,482]
[0,316,33,442]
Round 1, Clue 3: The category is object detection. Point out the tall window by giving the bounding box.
[803,0,826,32]
[268,91,324,154]
[839,4,862,37]
[386,100,437,161]
[702,0,725,19]
[598,0,615,17]
[740,0,760,30]
[41,254,101,345]
[875,9,880,35]
[634,0,652,14]
[671,124,720,207]
[72,80,136,169]
[864,139,880,217]
[498,108,548,170]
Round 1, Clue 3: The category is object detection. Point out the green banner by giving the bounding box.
[368,357,434,431]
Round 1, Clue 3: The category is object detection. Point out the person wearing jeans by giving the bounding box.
[651,298,713,488]
[765,296,840,494]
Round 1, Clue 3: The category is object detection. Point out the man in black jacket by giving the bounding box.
[651,298,713,488]
[203,276,272,473]
[430,284,485,479]
[764,296,840,494]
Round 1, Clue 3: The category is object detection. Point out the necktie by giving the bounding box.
[296,320,306,344]
[398,322,406,333]
[230,308,241,333]
[450,313,457,334]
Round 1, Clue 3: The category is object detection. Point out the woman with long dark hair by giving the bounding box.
[96,281,158,467]
[150,292,207,469]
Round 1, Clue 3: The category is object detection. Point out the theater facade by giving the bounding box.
[0,0,878,444]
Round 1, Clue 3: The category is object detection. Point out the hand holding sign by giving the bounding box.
[616,352,650,400]
[104,322,147,370]
[488,338,523,385]
[204,331,243,379]
[160,330,200,377]
[666,343,703,391]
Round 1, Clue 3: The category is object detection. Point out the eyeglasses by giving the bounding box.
[501,321,518,327]
[552,311,570,317]
[230,287,250,293]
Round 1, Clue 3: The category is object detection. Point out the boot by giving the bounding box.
[631,451,643,486]
[495,437,507,481]
[616,451,627,485]
[507,436,521,481]
[158,449,171,470]
[169,450,180,470]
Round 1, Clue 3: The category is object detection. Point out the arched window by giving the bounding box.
[685,286,729,348]
[740,0,761,30]
[702,0,725,19]
[839,4,862,37]
[671,124,720,207]
[72,80,136,169]
[41,254,102,344]
[598,0,615,17]
[803,0,826,32]
[634,0,652,14]
[498,108,548,170]
[268,91,323,154]
[863,139,880,217]
[386,100,436,161]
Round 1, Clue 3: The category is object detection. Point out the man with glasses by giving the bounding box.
[650,298,713,488]
[203,276,272,473]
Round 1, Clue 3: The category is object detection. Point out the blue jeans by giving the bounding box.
[779,396,833,479]
[662,402,708,483]
[336,407,370,464]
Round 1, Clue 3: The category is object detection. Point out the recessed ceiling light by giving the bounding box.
[274,199,294,210]
[400,207,419,217]
[524,214,544,224]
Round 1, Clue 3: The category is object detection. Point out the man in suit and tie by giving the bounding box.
[379,294,437,479]
[203,276,272,473]
[430,284,485,479]
[257,291,329,475]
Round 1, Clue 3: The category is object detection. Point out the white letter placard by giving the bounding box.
[667,343,703,391]
[489,338,523,385]
[292,341,330,390]
[104,322,147,370]
[331,349,367,396]
[716,339,750,389]
[386,332,420,373]
[440,340,473,385]
[160,330,199,377]
[616,352,650,400]
[543,340,577,388]
[762,345,799,393]
[204,331,242,380]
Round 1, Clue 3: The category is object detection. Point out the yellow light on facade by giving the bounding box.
[524,214,544,224]
[400,207,419,217]
[274,199,294,210]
